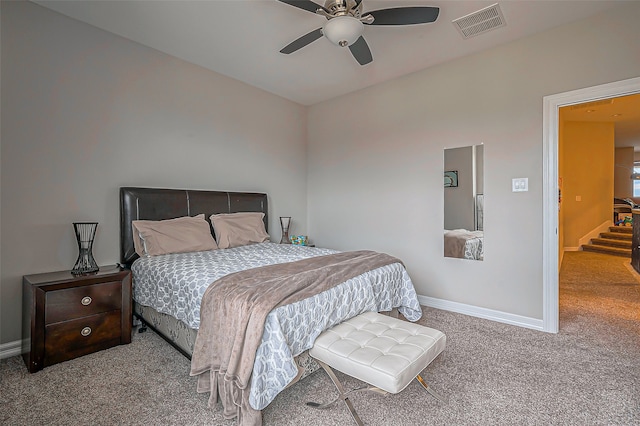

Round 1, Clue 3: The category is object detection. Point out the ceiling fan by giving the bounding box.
[277,0,440,65]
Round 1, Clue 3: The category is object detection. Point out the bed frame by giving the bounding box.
[119,187,269,357]
[120,186,268,268]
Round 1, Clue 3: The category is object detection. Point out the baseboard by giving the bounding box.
[0,339,24,360]
[418,295,545,332]
[564,246,581,252]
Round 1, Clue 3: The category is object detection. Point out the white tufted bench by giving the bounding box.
[307,311,446,425]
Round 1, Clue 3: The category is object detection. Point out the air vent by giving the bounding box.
[453,3,506,39]
[568,99,614,110]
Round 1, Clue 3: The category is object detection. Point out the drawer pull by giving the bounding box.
[81,296,92,306]
[81,327,92,337]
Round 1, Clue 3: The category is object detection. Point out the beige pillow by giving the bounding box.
[210,212,270,249]
[132,214,218,257]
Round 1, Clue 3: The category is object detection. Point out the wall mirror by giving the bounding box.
[444,144,484,261]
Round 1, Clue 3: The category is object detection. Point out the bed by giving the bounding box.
[119,187,423,425]
[444,229,484,260]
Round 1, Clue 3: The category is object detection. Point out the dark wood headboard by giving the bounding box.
[119,187,268,267]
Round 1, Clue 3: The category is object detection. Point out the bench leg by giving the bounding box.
[415,374,447,403]
[307,360,367,426]
[308,364,447,424]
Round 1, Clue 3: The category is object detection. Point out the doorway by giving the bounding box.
[543,76,640,333]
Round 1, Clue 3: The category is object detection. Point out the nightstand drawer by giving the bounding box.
[44,310,122,367]
[45,280,122,324]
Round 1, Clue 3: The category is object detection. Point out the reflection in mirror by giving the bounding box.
[444,145,484,260]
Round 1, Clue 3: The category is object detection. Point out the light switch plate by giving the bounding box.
[512,178,528,192]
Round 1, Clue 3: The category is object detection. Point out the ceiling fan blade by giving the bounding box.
[350,0,362,12]
[365,7,440,25]
[280,28,324,54]
[349,36,373,65]
[277,0,328,14]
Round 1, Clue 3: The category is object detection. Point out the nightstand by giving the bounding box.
[22,266,132,373]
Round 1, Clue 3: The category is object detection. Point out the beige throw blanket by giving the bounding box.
[444,229,483,259]
[189,250,402,426]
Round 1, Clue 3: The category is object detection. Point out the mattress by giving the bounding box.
[444,229,484,260]
[132,243,341,329]
[133,301,331,405]
[131,242,422,410]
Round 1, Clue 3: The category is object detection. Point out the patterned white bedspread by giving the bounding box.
[462,233,483,260]
[131,242,422,410]
[444,229,484,260]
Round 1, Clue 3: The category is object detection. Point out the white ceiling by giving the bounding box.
[33,0,622,106]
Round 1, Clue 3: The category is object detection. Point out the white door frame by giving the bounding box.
[543,76,640,333]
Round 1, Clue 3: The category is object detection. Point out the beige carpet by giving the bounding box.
[2,251,639,425]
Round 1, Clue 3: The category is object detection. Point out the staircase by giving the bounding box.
[581,226,632,257]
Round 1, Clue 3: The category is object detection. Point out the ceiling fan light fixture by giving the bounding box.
[323,15,364,47]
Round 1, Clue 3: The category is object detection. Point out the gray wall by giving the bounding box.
[307,3,640,321]
[2,1,640,346]
[1,2,308,344]
[444,146,475,231]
